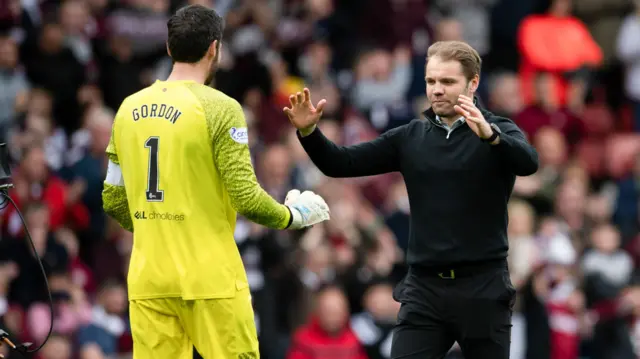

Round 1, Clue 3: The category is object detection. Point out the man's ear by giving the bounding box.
[469,75,480,93]
[166,42,171,57]
[209,40,218,58]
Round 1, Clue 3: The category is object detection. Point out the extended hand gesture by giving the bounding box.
[283,88,326,135]
[284,189,331,229]
[454,95,494,140]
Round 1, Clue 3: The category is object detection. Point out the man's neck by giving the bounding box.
[167,62,208,84]
[439,116,459,127]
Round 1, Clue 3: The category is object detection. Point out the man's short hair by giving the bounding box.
[98,278,125,294]
[426,41,482,81]
[167,5,224,63]
[487,71,518,94]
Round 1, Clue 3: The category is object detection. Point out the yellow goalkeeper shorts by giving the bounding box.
[129,287,259,359]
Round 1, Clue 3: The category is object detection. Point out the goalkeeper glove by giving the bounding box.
[285,189,330,229]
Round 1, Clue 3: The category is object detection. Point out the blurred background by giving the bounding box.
[1,0,640,358]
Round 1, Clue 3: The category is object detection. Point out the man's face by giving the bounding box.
[551,0,572,16]
[26,206,49,232]
[22,147,48,183]
[41,336,71,359]
[0,37,18,69]
[40,24,65,53]
[60,0,88,35]
[534,73,558,110]
[260,144,291,187]
[90,119,112,154]
[8,0,21,17]
[490,74,523,116]
[104,286,128,314]
[425,56,476,119]
[316,289,348,335]
[364,284,398,322]
[533,127,566,167]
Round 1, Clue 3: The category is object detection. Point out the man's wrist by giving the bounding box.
[298,125,317,137]
[286,205,303,229]
[285,206,294,229]
[483,123,501,145]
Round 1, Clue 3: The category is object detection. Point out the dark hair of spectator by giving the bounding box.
[97,278,124,294]
[166,5,224,64]
[363,280,394,296]
[315,283,346,297]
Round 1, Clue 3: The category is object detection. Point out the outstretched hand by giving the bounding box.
[284,189,331,229]
[283,88,327,136]
[453,95,493,140]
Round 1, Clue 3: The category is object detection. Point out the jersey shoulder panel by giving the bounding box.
[183,84,244,143]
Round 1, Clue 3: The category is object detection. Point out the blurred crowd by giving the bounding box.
[2,0,640,358]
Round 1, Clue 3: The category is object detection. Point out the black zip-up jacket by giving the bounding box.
[297,104,539,267]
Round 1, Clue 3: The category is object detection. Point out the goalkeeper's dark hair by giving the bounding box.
[167,4,224,64]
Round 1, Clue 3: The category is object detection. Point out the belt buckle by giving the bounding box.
[438,269,455,279]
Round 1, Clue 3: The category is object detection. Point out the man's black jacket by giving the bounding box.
[297,105,538,267]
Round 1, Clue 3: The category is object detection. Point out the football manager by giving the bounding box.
[283,40,539,359]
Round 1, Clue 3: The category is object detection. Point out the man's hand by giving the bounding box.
[454,95,498,144]
[284,189,331,229]
[283,88,326,137]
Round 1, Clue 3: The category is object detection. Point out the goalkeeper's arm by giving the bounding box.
[102,111,133,232]
[212,100,328,230]
[102,157,134,232]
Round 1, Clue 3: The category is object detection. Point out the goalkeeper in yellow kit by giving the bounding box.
[101,5,330,359]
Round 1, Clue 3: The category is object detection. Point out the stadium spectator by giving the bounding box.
[617,0,640,131]
[26,271,92,344]
[286,285,367,359]
[486,71,524,119]
[76,280,128,358]
[0,35,28,141]
[583,224,634,291]
[515,72,585,146]
[4,202,69,309]
[350,283,399,359]
[37,334,72,359]
[351,46,413,131]
[517,0,603,106]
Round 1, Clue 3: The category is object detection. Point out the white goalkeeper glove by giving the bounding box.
[285,189,330,230]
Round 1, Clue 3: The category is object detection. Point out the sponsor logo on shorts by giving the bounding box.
[134,211,185,221]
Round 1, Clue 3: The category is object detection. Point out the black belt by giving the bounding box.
[411,258,507,279]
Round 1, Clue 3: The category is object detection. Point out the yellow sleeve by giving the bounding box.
[102,112,134,232]
[190,86,291,229]
[105,120,118,163]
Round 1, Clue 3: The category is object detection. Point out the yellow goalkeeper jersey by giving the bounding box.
[103,80,291,300]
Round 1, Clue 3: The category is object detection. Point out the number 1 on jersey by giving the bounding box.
[145,136,164,202]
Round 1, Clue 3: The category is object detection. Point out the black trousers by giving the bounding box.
[390,260,516,359]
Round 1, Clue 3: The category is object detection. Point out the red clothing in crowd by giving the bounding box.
[547,283,580,359]
[518,14,602,106]
[515,105,584,145]
[70,256,96,295]
[287,318,368,359]
[2,174,90,236]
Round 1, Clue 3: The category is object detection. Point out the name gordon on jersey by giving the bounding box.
[132,104,182,124]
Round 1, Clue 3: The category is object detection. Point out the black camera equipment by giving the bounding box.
[0,143,53,357]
